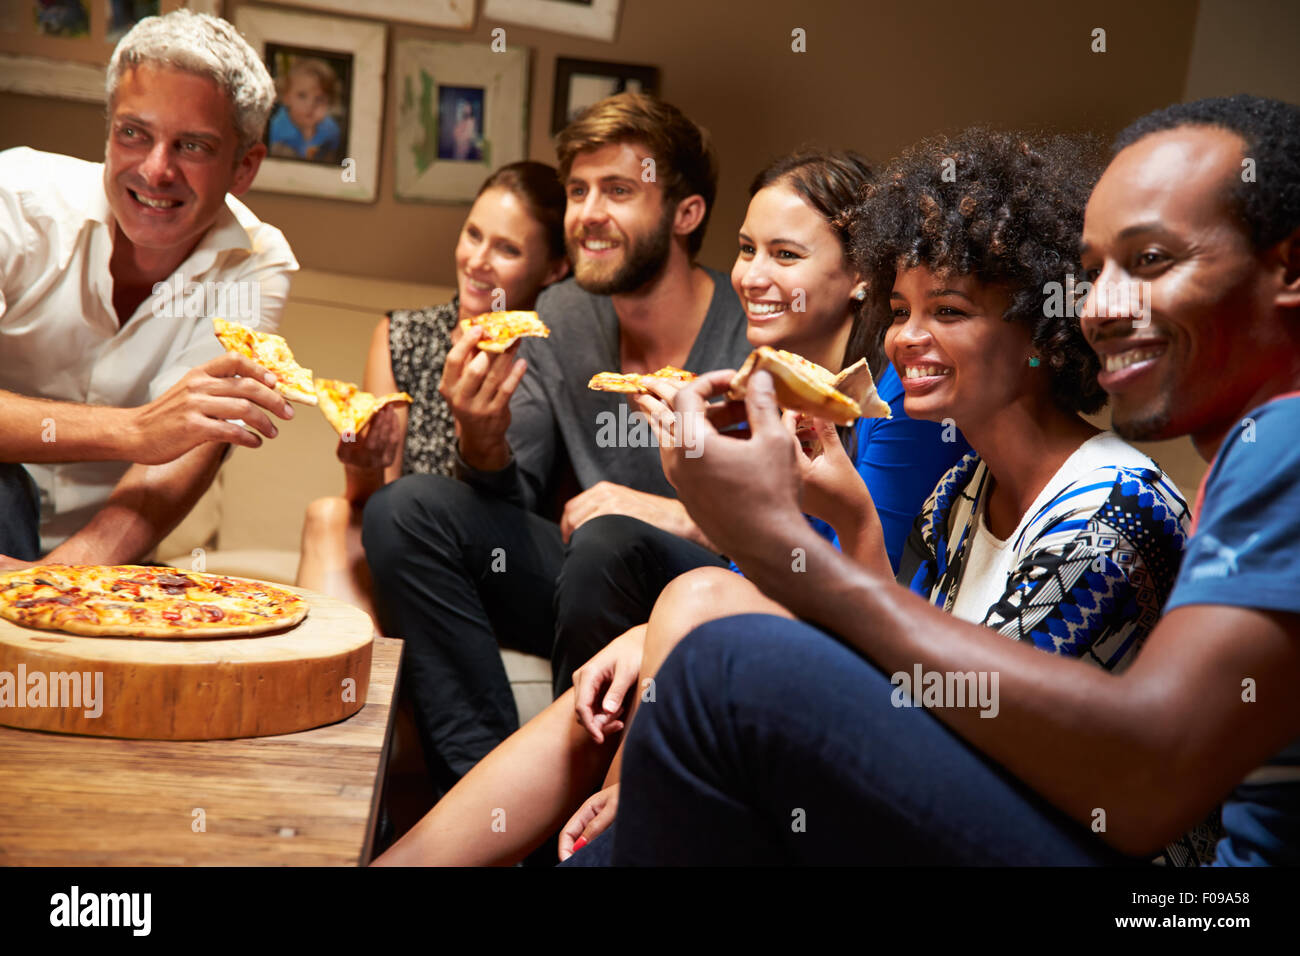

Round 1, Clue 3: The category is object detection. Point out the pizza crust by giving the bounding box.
[17,604,309,639]
[727,347,874,426]
[830,358,893,420]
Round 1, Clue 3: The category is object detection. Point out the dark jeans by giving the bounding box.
[0,463,40,561]
[363,476,723,793]
[364,475,563,794]
[551,513,727,698]
[611,613,1142,865]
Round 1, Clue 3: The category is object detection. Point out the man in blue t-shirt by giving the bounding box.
[603,95,1300,866]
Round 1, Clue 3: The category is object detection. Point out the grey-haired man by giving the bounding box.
[0,10,298,567]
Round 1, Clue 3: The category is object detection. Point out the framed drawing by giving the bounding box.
[236,6,386,202]
[393,38,529,203]
[551,56,658,134]
[483,0,621,43]
[267,0,474,30]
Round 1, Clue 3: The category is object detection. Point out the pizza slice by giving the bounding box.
[587,366,697,394]
[315,378,413,438]
[830,357,893,419]
[212,316,318,405]
[727,346,885,426]
[459,311,550,352]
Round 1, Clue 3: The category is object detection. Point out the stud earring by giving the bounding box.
[853,289,867,301]
[1028,356,1041,367]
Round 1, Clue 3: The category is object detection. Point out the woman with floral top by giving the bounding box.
[295,163,568,614]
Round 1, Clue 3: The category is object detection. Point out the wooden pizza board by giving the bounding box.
[0,586,374,740]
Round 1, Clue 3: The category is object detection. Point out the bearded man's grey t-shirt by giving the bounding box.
[455,269,749,519]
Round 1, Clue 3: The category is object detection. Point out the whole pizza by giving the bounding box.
[0,565,309,638]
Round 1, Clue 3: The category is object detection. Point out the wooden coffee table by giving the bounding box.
[0,634,402,866]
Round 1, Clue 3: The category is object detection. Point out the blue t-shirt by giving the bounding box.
[744,363,971,574]
[1163,394,1300,866]
[268,104,341,159]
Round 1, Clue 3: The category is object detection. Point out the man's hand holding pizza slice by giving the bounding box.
[660,369,813,571]
[128,351,296,465]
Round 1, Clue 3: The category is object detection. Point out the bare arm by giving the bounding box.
[665,371,1300,857]
[0,354,292,466]
[0,389,138,463]
[37,442,228,566]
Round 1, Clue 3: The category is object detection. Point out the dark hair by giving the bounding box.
[1113,94,1300,252]
[750,148,876,372]
[556,92,717,257]
[477,161,567,262]
[850,128,1107,414]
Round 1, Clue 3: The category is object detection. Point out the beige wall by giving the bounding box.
[1184,0,1300,101]
[1,0,1199,286]
[8,0,1294,500]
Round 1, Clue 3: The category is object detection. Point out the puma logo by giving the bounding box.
[1188,532,1262,580]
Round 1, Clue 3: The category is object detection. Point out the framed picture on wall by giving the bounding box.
[0,0,217,102]
[551,56,658,134]
[236,6,385,203]
[267,0,474,31]
[483,0,621,42]
[393,38,529,203]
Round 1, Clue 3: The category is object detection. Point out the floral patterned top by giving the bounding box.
[386,297,459,478]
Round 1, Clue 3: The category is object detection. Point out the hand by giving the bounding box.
[789,414,871,528]
[573,624,646,744]
[438,325,526,471]
[0,553,38,572]
[128,352,294,465]
[559,481,691,544]
[632,371,750,490]
[661,369,807,563]
[337,402,402,471]
[558,783,620,861]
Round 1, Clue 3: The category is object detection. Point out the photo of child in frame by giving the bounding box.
[265,44,352,165]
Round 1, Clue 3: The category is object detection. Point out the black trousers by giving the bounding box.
[0,463,40,561]
[551,513,727,697]
[362,474,724,793]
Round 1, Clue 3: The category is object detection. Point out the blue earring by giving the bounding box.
[1028,356,1041,367]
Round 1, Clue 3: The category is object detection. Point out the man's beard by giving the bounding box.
[569,208,675,296]
[1111,398,1173,443]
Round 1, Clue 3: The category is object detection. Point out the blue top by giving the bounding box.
[1164,393,1300,866]
[846,363,972,574]
[738,363,971,575]
[268,104,341,160]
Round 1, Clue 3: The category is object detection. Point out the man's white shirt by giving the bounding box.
[0,147,298,552]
